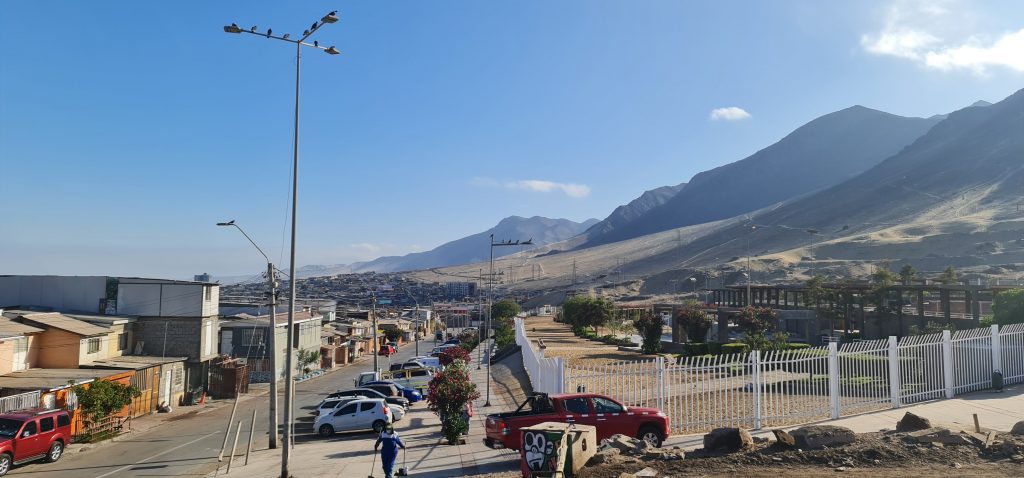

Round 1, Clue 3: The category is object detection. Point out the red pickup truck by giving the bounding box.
[484,393,669,451]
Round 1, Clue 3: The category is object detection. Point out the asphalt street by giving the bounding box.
[9,340,431,478]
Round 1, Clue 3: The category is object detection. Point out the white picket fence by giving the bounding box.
[516,320,1024,434]
[0,391,41,413]
[514,318,565,394]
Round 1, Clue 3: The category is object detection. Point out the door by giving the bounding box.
[590,396,629,440]
[357,401,380,430]
[332,403,359,432]
[159,370,171,406]
[561,397,594,429]
[15,420,44,460]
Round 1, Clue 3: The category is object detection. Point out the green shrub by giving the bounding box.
[786,343,811,350]
[682,342,709,356]
[707,343,722,355]
[720,343,750,356]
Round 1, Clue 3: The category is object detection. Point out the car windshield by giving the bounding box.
[0,418,24,439]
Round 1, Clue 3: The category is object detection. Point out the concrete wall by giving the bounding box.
[103,323,132,359]
[0,276,107,312]
[133,317,218,362]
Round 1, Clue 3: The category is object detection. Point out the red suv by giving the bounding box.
[377,345,396,356]
[0,409,72,475]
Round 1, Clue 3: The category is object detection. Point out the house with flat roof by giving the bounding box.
[218,310,322,382]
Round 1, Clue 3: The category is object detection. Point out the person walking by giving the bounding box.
[374,424,406,478]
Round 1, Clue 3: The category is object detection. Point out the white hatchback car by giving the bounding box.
[311,396,367,417]
[314,398,392,437]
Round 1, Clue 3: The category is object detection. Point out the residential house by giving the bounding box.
[0,275,221,391]
[82,355,188,416]
[0,317,43,374]
[13,312,117,368]
[0,368,134,435]
[218,310,322,382]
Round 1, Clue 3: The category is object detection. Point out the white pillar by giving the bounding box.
[991,324,1002,375]
[887,336,902,408]
[828,341,840,419]
[942,330,955,399]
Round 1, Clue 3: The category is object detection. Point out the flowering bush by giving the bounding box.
[734,306,777,333]
[439,345,472,367]
[675,302,712,342]
[426,360,480,443]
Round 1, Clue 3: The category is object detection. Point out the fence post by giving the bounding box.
[828,342,840,419]
[557,357,566,394]
[751,350,762,429]
[991,324,1002,375]
[942,330,955,399]
[656,356,666,412]
[887,336,901,408]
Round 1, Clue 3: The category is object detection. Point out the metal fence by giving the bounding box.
[0,391,41,413]
[517,321,1021,435]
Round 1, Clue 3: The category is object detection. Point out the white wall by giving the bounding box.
[117,281,218,317]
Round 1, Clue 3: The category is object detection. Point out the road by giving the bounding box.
[10,340,431,478]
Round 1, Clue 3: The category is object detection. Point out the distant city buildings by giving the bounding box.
[444,282,477,300]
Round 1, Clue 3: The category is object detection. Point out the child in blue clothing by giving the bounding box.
[374,424,406,478]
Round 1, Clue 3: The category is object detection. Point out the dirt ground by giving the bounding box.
[577,431,1024,478]
[523,315,655,366]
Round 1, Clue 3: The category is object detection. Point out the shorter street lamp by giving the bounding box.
[484,235,533,407]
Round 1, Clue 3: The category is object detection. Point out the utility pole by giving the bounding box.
[485,235,533,407]
[372,293,379,372]
[746,225,756,307]
[572,259,577,286]
[266,263,279,449]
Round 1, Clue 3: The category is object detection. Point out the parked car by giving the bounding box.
[314,398,392,437]
[327,388,409,409]
[378,345,396,356]
[311,396,367,416]
[409,356,442,370]
[363,380,423,403]
[484,393,670,451]
[443,338,461,346]
[0,408,73,476]
[429,344,458,357]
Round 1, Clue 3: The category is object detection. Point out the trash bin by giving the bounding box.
[520,422,596,478]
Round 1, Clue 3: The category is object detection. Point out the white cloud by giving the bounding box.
[470,177,591,198]
[506,179,591,198]
[709,107,752,121]
[861,0,1024,73]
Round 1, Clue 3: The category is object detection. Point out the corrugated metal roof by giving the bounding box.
[221,311,318,328]
[83,355,188,370]
[19,312,111,337]
[0,368,133,391]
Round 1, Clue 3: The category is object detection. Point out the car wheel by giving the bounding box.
[0,453,11,476]
[46,440,64,462]
[637,425,663,448]
[318,424,335,437]
[372,420,386,434]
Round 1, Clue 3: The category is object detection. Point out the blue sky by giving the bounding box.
[2,1,1023,279]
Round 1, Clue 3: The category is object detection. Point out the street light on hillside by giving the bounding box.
[485,235,533,407]
[222,11,341,478]
[746,225,757,306]
[216,220,279,450]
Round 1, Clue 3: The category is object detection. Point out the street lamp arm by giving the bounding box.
[217,221,270,264]
[226,28,340,54]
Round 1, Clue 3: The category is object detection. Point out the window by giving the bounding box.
[21,421,36,437]
[57,414,70,427]
[335,404,357,416]
[320,400,339,410]
[39,417,54,433]
[592,397,624,414]
[411,370,429,377]
[87,338,101,354]
[118,333,128,351]
[359,402,376,412]
[204,286,212,301]
[564,398,589,415]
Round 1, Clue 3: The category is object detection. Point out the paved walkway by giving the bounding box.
[664,384,1024,450]
[210,359,521,478]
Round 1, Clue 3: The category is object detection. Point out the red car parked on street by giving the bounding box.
[0,409,72,475]
[378,344,396,356]
[484,393,669,451]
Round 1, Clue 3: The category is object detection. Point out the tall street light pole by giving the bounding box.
[746,225,756,307]
[223,12,341,478]
[485,234,533,407]
[216,220,279,449]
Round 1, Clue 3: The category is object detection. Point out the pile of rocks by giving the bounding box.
[587,434,685,467]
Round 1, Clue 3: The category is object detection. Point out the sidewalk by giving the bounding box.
[210,356,522,477]
[664,384,1024,450]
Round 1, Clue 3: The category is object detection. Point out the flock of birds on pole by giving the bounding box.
[228,12,338,51]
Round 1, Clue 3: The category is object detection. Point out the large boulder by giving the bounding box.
[789,425,856,450]
[896,412,932,432]
[702,427,754,453]
[772,429,796,447]
[1011,421,1024,436]
[600,434,648,455]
